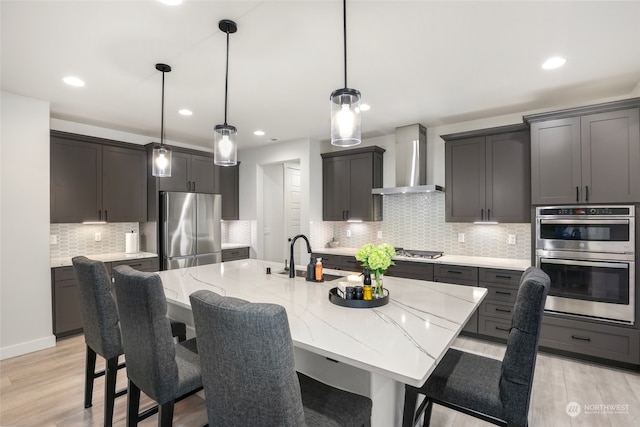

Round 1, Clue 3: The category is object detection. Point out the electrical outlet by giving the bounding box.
[50,235,58,245]
[508,234,517,245]
[377,231,383,238]
[346,229,351,238]
[94,232,102,242]
[458,233,465,243]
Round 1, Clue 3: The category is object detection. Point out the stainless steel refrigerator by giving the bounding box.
[160,192,222,270]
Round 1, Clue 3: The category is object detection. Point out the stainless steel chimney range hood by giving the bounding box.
[371,124,444,195]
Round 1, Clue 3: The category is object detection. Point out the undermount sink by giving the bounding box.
[276,269,343,282]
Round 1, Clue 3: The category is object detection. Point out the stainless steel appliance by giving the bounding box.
[535,205,635,324]
[160,192,222,270]
[395,249,443,259]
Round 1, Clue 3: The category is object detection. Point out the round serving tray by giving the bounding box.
[328,287,389,308]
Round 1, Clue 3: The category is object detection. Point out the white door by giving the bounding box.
[284,163,303,262]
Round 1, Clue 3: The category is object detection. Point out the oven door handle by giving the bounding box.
[540,258,629,269]
[539,219,630,225]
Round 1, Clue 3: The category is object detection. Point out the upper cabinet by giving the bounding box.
[153,147,217,194]
[525,99,640,205]
[442,125,531,223]
[217,163,240,220]
[51,132,147,223]
[321,146,385,221]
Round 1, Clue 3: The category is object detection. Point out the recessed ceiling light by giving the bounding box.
[360,103,371,111]
[63,76,85,87]
[542,56,566,70]
[178,109,193,116]
[253,130,265,136]
[158,0,183,5]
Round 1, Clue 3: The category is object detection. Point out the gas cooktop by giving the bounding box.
[394,249,443,259]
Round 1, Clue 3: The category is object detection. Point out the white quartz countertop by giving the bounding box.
[158,259,487,387]
[313,247,532,271]
[221,243,251,250]
[50,252,158,268]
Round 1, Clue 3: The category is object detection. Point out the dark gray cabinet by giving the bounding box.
[218,163,239,220]
[526,100,640,204]
[386,260,434,281]
[312,253,361,271]
[157,149,217,194]
[443,126,530,223]
[222,247,250,262]
[51,257,159,338]
[321,146,384,221]
[477,268,523,339]
[50,132,147,223]
[433,264,479,334]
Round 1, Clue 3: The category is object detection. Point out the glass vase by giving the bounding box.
[373,270,384,299]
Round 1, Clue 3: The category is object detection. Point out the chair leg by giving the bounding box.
[84,345,97,408]
[158,401,174,427]
[402,385,419,427]
[104,356,118,427]
[422,399,433,427]
[127,380,141,427]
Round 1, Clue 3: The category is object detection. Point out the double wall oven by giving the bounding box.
[535,205,636,324]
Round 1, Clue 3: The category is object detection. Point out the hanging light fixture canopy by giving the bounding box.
[214,19,238,167]
[330,0,361,147]
[152,63,173,177]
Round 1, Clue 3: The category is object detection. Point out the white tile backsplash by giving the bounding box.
[325,193,531,260]
[50,222,139,258]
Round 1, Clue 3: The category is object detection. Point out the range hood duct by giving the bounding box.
[372,124,443,195]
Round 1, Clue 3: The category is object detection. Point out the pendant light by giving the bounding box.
[214,19,238,167]
[330,0,361,147]
[152,63,172,177]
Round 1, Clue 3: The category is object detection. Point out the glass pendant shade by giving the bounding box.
[214,124,237,166]
[331,87,361,147]
[152,146,172,177]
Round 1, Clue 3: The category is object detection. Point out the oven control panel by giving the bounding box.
[537,206,633,216]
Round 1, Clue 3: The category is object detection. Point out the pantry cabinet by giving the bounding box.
[50,132,147,223]
[442,125,530,223]
[526,99,640,204]
[321,146,384,221]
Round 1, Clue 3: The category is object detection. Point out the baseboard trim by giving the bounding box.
[0,334,56,360]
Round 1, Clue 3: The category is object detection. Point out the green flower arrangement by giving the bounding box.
[355,243,396,297]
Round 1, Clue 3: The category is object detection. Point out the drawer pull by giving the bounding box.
[128,263,143,268]
[495,326,510,332]
[571,335,591,342]
[447,270,463,274]
[495,275,512,279]
[495,291,512,296]
[495,308,511,313]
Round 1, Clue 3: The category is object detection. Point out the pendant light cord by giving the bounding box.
[160,70,166,147]
[224,29,230,126]
[343,0,348,89]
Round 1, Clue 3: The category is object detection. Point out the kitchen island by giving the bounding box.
[158,259,487,427]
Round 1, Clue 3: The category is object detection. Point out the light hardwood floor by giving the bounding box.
[1,334,639,426]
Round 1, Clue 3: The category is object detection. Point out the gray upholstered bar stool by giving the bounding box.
[112,265,202,427]
[72,256,188,427]
[190,289,372,427]
[402,266,550,427]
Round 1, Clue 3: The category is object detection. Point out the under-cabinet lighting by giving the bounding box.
[473,221,499,225]
[82,221,107,225]
[347,219,363,223]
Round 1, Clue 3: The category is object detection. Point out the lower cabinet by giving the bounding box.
[434,264,479,334]
[51,257,159,338]
[540,316,640,365]
[477,268,522,339]
[312,253,360,272]
[222,247,250,262]
[386,260,434,281]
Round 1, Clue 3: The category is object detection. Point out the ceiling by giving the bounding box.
[2,1,640,153]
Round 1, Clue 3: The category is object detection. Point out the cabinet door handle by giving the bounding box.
[487,209,491,221]
[480,208,484,221]
[571,334,591,342]
[98,210,101,221]
[192,182,196,192]
[104,210,107,222]
[576,186,579,203]
[585,185,589,202]
[495,308,512,313]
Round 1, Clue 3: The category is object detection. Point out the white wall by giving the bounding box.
[1,92,56,359]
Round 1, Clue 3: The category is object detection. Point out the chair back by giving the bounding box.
[190,289,306,426]
[72,256,122,359]
[112,265,179,405]
[499,266,550,425]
